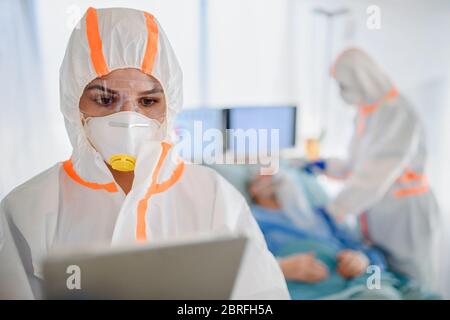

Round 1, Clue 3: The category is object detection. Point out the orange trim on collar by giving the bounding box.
[136,142,185,241]
[359,87,399,114]
[62,159,118,193]
[357,87,399,136]
[154,162,185,193]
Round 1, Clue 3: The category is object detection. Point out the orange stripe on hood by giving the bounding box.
[86,7,110,77]
[141,12,159,74]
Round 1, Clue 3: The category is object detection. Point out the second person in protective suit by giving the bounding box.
[302,48,441,289]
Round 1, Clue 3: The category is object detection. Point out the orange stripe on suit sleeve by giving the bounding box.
[86,7,109,77]
[141,12,159,74]
[394,186,429,198]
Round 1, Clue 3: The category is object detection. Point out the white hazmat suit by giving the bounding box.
[0,7,289,299]
[325,48,441,288]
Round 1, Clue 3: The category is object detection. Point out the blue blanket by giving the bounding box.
[275,239,399,300]
[252,205,439,299]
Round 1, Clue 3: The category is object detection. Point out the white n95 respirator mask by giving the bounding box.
[83,111,164,172]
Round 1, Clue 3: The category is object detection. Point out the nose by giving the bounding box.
[120,98,136,112]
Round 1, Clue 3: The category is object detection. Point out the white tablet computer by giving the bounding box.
[43,234,247,299]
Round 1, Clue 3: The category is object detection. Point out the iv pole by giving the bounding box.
[312,7,349,141]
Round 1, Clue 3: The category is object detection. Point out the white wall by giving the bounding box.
[0,0,57,199]
[207,0,295,107]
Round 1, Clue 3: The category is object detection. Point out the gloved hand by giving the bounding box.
[301,159,327,174]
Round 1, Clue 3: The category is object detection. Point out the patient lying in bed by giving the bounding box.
[247,172,435,300]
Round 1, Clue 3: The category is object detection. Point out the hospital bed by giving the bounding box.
[207,162,440,300]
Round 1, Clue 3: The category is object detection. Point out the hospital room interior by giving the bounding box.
[1,0,450,301]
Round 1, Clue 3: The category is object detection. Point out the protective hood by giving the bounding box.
[331,48,393,107]
[59,7,183,183]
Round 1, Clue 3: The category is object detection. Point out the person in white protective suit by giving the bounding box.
[0,7,289,299]
[302,48,441,288]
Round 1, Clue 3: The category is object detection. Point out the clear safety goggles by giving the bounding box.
[79,79,166,121]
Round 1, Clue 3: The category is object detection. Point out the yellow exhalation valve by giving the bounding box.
[109,154,136,172]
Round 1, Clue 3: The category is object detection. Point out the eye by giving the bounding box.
[94,94,116,106]
[140,97,157,107]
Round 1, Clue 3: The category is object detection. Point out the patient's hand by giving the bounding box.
[278,253,329,283]
[336,250,369,279]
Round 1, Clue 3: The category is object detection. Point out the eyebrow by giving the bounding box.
[85,85,163,95]
[138,88,163,95]
[85,85,118,95]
